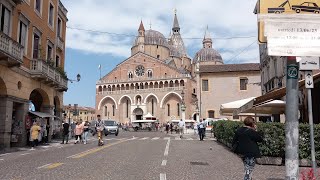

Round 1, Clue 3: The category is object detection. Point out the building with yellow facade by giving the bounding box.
[63,105,96,123]
[0,0,68,149]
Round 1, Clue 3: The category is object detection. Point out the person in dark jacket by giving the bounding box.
[232,116,263,180]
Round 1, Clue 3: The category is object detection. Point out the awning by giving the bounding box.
[220,97,255,116]
[143,113,156,120]
[241,100,286,115]
[29,111,57,118]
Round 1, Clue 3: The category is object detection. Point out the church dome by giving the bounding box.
[193,48,223,63]
[133,29,169,48]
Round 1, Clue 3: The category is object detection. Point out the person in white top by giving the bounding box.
[197,119,206,141]
[178,119,185,138]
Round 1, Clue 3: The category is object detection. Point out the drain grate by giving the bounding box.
[190,161,209,166]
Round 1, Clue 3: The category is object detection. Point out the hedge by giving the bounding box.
[212,120,320,162]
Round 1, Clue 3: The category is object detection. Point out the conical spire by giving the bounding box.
[138,20,145,31]
[203,26,212,49]
[172,9,180,33]
[204,25,211,39]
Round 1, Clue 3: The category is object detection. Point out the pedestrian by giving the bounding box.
[193,122,198,135]
[74,121,83,144]
[71,122,76,137]
[95,115,104,146]
[83,120,90,144]
[30,122,41,149]
[165,122,170,134]
[178,119,185,138]
[170,123,173,134]
[61,120,70,144]
[232,116,263,180]
[197,119,206,141]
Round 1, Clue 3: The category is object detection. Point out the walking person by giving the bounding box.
[232,116,263,180]
[30,122,41,149]
[197,119,206,141]
[83,120,90,144]
[61,120,70,144]
[178,119,185,138]
[74,122,83,144]
[95,115,104,146]
[170,123,173,134]
[165,122,170,134]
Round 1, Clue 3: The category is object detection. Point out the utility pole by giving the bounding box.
[285,56,299,179]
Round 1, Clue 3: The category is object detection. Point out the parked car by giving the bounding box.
[103,120,119,136]
[292,2,320,13]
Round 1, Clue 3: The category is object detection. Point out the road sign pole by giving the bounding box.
[285,57,299,180]
[307,78,317,175]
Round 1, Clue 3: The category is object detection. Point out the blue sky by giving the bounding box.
[62,0,259,108]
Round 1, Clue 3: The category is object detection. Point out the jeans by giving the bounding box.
[32,139,38,147]
[62,132,69,143]
[243,156,255,180]
[198,128,205,140]
[83,131,89,143]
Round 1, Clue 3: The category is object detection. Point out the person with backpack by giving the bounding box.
[232,116,263,180]
[95,115,104,146]
[83,120,90,144]
[197,119,206,141]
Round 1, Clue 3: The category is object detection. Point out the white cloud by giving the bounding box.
[61,0,260,64]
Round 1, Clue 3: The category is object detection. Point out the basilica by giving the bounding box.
[95,12,261,123]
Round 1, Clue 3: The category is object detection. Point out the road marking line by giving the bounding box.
[161,160,167,166]
[37,163,52,169]
[71,139,129,159]
[67,148,97,158]
[152,137,160,140]
[45,163,63,169]
[186,138,193,140]
[160,173,166,180]
[163,137,170,140]
[20,153,31,156]
[164,139,170,157]
[0,153,11,157]
[140,137,149,140]
[0,159,4,161]
[174,137,181,140]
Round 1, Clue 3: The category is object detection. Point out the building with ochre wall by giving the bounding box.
[0,0,68,150]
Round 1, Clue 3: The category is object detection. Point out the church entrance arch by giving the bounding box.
[133,108,143,121]
[29,89,50,112]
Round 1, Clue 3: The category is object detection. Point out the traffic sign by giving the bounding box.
[299,57,320,70]
[305,71,314,88]
[258,0,320,43]
[287,64,299,79]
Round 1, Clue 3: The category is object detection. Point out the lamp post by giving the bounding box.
[181,90,186,120]
[68,104,71,125]
[68,74,81,83]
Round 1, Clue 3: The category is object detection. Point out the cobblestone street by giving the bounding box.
[0,131,288,180]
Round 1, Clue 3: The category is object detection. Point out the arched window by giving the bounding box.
[128,72,133,79]
[126,100,129,118]
[151,99,154,115]
[167,104,170,116]
[177,103,180,116]
[147,70,153,78]
[104,106,108,117]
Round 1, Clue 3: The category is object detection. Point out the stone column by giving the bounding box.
[0,97,13,150]
[15,101,29,147]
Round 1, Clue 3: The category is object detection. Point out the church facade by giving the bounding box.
[95,13,261,123]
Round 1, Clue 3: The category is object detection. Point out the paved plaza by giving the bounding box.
[0,131,287,180]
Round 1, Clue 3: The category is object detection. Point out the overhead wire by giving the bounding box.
[66,26,256,40]
[226,40,258,63]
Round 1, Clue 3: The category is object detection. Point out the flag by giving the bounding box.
[98,64,101,69]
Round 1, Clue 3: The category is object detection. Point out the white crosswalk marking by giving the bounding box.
[140,137,149,140]
[175,137,181,140]
[186,138,193,140]
[163,137,170,140]
[151,137,160,140]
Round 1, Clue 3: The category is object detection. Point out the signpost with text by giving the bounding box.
[258,1,320,179]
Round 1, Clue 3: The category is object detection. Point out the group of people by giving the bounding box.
[61,119,91,144]
[61,115,105,146]
[29,118,50,149]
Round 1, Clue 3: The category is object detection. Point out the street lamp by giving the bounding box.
[68,74,81,83]
[68,104,71,125]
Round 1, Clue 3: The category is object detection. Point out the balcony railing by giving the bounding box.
[0,31,23,66]
[97,86,184,95]
[56,37,64,51]
[30,59,68,91]
[97,74,191,85]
